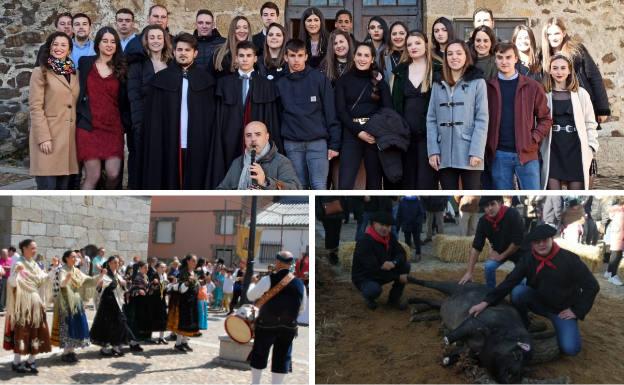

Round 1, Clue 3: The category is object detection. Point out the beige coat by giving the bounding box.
[540,87,598,190]
[28,67,79,176]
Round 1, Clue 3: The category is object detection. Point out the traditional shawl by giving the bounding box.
[98,272,126,310]
[53,265,96,315]
[6,256,49,328]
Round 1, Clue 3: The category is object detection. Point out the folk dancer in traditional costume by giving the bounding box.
[247,251,306,385]
[89,256,143,356]
[167,254,200,352]
[51,250,103,363]
[3,239,52,374]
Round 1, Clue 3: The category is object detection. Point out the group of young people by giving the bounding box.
[29,4,610,190]
[2,240,306,384]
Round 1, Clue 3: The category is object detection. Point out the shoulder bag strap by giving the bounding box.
[256,272,295,308]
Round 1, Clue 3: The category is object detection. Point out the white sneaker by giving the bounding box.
[604,271,612,279]
[608,275,623,286]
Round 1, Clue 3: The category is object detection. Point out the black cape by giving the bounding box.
[141,63,217,189]
[211,71,281,186]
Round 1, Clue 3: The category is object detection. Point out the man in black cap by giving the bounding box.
[247,251,306,385]
[351,211,411,310]
[469,224,600,356]
[459,196,525,288]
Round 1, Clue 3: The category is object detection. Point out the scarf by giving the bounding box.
[237,142,271,190]
[47,56,76,75]
[7,257,48,328]
[484,205,508,232]
[532,242,561,275]
[54,265,91,315]
[365,225,390,251]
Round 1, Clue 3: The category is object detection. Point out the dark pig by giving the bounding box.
[407,277,532,384]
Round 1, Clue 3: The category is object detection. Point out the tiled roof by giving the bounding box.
[255,202,309,226]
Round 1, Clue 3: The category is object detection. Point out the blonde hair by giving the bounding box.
[543,54,579,93]
[399,31,432,93]
[541,17,581,74]
[214,16,251,72]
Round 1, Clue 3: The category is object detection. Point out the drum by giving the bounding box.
[224,304,257,344]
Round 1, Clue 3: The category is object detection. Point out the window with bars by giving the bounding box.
[259,243,282,264]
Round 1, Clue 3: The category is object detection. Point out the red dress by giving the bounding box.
[76,67,124,162]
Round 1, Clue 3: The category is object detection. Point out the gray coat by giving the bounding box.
[216,143,302,190]
[426,66,489,170]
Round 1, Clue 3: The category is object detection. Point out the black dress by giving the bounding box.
[125,274,152,340]
[402,80,434,189]
[147,274,169,332]
[90,275,134,346]
[549,91,583,182]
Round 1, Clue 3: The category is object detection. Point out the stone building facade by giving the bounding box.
[0,195,151,260]
[0,0,622,172]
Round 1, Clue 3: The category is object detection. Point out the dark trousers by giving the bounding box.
[249,326,297,373]
[322,217,342,250]
[608,250,623,276]
[404,225,422,254]
[402,136,438,189]
[439,168,481,190]
[355,261,411,304]
[338,132,383,189]
[35,175,71,190]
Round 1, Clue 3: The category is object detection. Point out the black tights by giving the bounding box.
[547,178,584,190]
[439,168,481,190]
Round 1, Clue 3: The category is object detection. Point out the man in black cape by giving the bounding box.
[141,32,217,189]
[210,40,281,187]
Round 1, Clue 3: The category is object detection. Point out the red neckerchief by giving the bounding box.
[532,242,560,275]
[365,226,390,251]
[484,205,508,231]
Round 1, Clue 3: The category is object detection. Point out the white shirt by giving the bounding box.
[247,274,306,315]
[180,77,189,149]
[223,275,235,293]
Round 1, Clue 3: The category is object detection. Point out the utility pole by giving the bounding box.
[240,195,257,305]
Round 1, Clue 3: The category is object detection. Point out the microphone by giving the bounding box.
[250,148,257,185]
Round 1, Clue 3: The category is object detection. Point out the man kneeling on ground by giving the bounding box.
[469,224,599,356]
[217,121,301,190]
[351,211,411,310]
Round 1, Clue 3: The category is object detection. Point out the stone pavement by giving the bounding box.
[0,306,309,384]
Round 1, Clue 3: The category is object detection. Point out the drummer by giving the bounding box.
[247,251,306,385]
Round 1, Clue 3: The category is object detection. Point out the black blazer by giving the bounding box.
[76,55,131,132]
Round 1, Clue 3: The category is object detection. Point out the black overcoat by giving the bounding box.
[141,63,217,189]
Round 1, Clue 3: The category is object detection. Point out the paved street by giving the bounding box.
[0,306,309,384]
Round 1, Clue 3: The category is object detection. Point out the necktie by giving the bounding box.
[240,74,250,104]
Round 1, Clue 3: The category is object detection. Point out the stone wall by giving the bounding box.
[0,0,621,165]
[1,195,151,259]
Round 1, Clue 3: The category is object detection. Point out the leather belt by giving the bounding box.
[439,102,464,107]
[353,117,370,125]
[552,124,576,133]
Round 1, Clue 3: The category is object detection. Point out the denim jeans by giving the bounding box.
[283,139,328,190]
[491,150,540,190]
[484,259,503,288]
[356,211,373,241]
[511,285,582,356]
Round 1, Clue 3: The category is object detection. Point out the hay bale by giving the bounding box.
[432,234,491,263]
[338,241,412,273]
[555,238,608,273]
